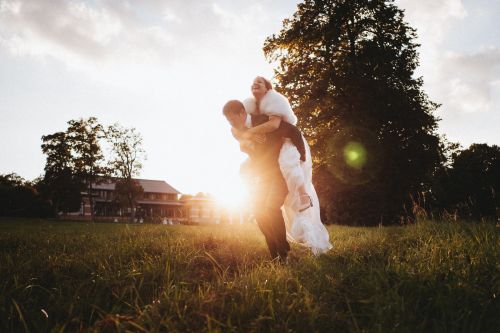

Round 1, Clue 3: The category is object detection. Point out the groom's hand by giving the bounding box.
[252,133,266,144]
[245,133,266,143]
[242,131,266,144]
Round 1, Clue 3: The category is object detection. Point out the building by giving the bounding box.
[75,178,185,222]
[181,193,252,225]
[68,178,230,224]
[181,193,221,224]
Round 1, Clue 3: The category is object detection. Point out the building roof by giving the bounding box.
[94,198,183,205]
[94,178,181,194]
[183,197,217,205]
[137,200,184,206]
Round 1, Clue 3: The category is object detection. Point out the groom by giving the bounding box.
[223,100,305,262]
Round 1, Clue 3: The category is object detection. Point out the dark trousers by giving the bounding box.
[252,171,290,260]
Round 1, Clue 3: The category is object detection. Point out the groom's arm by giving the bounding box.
[231,127,257,155]
[231,127,245,141]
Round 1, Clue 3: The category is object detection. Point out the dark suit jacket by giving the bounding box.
[247,114,292,259]
[251,112,305,159]
[247,114,306,180]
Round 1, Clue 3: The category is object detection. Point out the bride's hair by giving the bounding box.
[256,76,273,90]
[253,77,273,114]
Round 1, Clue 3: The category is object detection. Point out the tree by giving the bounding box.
[67,117,108,221]
[0,173,23,216]
[40,131,82,215]
[264,0,442,225]
[0,173,51,217]
[106,124,146,221]
[432,144,500,221]
[113,178,144,220]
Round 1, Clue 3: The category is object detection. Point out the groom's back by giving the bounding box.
[250,113,306,160]
[250,114,283,177]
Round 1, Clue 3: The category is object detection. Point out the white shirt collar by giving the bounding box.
[245,114,252,128]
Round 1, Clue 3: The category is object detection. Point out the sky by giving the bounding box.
[0,0,499,203]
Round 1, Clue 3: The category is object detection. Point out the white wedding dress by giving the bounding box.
[243,91,333,255]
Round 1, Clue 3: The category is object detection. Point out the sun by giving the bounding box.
[213,177,250,211]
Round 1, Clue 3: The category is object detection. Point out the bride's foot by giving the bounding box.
[299,194,313,212]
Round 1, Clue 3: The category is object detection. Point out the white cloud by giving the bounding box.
[398,0,500,116]
[1,0,120,59]
[397,0,467,47]
[0,0,279,83]
[438,48,500,113]
[162,9,181,23]
[396,0,500,146]
[0,0,181,79]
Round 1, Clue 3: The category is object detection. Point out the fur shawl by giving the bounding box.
[242,90,297,125]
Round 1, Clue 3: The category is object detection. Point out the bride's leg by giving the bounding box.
[298,184,313,212]
[278,142,303,194]
[278,141,313,213]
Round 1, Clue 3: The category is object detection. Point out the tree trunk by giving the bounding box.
[130,198,136,222]
[131,204,136,222]
[89,181,94,222]
[53,197,60,218]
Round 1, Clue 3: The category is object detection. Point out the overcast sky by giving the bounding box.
[0,0,499,200]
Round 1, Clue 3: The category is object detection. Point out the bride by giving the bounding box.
[242,76,332,255]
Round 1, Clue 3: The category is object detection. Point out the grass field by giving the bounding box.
[0,219,498,332]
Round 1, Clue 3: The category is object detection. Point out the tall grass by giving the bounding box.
[0,219,498,332]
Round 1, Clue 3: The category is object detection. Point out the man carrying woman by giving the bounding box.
[223,76,332,260]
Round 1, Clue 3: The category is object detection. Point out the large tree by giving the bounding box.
[67,117,108,221]
[106,124,146,221]
[40,131,82,215]
[264,0,442,225]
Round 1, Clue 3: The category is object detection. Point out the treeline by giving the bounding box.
[0,174,52,217]
[428,143,500,221]
[316,142,500,224]
[0,117,145,220]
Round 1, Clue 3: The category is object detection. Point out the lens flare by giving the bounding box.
[343,142,367,169]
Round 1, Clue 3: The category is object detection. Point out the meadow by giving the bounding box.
[0,219,497,332]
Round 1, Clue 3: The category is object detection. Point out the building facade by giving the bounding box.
[182,194,221,224]
[75,178,185,222]
[69,178,229,224]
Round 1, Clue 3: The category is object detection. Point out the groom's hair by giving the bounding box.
[223,100,245,116]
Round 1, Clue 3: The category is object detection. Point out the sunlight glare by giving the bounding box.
[213,176,250,211]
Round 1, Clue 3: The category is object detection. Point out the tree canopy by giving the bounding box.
[41,131,82,214]
[430,144,500,221]
[264,0,442,225]
[106,124,146,221]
